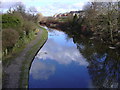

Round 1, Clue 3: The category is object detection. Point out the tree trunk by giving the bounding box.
[109,21,113,42]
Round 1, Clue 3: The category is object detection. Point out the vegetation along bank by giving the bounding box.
[2,4,48,88]
[40,2,120,50]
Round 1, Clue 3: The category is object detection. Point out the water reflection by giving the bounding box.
[29,29,92,88]
[30,60,55,80]
[29,28,119,88]
[36,30,88,66]
[73,35,120,88]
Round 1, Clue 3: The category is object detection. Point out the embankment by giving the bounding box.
[3,26,48,88]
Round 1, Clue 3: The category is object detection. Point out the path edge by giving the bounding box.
[19,26,48,88]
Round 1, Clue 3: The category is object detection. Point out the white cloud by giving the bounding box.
[2,0,21,2]
[73,2,85,8]
[1,0,43,2]
[0,2,24,9]
[1,0,88,16]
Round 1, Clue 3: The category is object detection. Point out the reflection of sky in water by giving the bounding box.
[30,59,55,80]
[48,30,75,47]
[29,29,93,88]
[36,30,88,65]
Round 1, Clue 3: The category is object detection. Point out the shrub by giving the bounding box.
[2,29,19,52]
[23,21,37,35]
[2,14,22,29]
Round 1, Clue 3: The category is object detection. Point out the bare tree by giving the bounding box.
[28,6,38,16]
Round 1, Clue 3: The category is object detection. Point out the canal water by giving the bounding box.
[29,27,119,88]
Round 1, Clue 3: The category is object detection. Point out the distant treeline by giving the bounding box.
[41,2,120,48]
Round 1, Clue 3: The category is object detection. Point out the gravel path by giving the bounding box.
[3,30,44,88]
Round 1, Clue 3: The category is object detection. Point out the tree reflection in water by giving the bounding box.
[72,35,120,88]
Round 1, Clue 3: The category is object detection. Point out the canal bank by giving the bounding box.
[3,26,48,88]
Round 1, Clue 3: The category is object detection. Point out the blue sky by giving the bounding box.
[1,0,89,16]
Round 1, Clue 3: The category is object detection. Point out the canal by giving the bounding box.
[29,27,119,88]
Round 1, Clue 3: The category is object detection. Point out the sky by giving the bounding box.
[1,0,89,16]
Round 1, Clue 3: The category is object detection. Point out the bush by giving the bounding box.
[23,21,37,35]
[2,29,19,52]
[2,14,23,29]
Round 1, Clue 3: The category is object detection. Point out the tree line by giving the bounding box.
[67,2,120,47]
[42,2,120,48]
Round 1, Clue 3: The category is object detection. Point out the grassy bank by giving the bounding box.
[19,26,48,88]
[2,4,49,88]
[3,31,36,66]
[2,25,48,88]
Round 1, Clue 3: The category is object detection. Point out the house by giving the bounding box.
[53,10,85,18]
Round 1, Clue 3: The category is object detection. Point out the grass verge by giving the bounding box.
[3,31,36,67]
[19,26,48,88]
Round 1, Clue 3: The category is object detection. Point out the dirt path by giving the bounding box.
[3,29,47,88]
